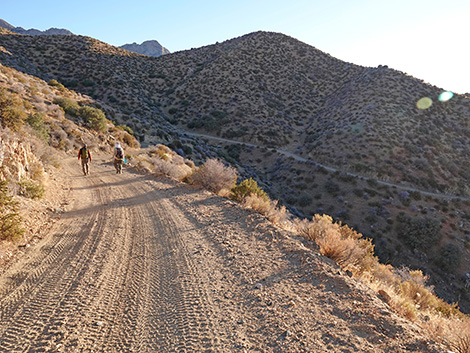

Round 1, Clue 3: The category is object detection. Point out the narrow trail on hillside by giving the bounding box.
[186,132,470,201]
[0,155,446,352]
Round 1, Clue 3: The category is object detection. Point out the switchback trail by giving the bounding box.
[0,156,445,352]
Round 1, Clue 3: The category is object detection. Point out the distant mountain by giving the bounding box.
[120,40,170,57]
[0,19,73,36]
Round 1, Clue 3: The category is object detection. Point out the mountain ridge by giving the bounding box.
[0,19,73,36]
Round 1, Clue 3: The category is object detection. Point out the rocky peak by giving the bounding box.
[119,40,170,57]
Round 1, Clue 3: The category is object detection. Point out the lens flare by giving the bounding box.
[438,91,454,102]
[416,97,433,110]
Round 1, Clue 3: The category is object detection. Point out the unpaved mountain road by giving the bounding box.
[0,156,445,352]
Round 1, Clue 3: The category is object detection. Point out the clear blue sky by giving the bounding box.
[2,0,470,93]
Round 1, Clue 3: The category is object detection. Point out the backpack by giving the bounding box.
[115,147,123,160]
[80,147,89,160]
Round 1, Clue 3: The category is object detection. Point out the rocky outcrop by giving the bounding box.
[120,40,170,57]
[0,134,45,183]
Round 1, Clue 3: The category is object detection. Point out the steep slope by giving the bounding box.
[0,30,469,313]
[120,40,170,57]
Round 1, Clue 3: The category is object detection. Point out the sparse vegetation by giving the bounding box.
[0,181,24,241]
[18,179,44,199]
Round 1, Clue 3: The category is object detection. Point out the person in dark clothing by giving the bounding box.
[78,143,92,175]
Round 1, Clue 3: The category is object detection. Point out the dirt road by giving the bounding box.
[0,156,445,352]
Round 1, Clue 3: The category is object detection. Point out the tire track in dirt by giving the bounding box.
[0,157,221,352]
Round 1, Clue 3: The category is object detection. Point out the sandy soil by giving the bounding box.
[0,156,447,352]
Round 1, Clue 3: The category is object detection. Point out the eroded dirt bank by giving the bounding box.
[0,156,445,352]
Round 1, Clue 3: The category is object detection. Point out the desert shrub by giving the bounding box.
[79,106,107,132]
[0,90,27,131]
[191,159,237,194]
[121,132,140,149]
[26,113,50,143]
[18,179,44,199]
[81,79,95,87]
[53,97,80,117]
[243,194,288,226]
[298,195,312,207]
[231,178,268,202]
[294,215,376,273]
[47,79,66,91]
[396,213,442,251]
[152,158,188,180]
[181,145,193,156]
[224,144,241,161]
[151,145,170,161]
[0,181,24,241]
[187,111,229,131]
[324,180,340,195]
[1,107,27,131]
[117,124,134,136]
[210,110,227,119]
[397,270,438,311]
[435,242,462,272]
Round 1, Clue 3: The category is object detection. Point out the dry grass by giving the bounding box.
[190,159,237,194]
[243,194,289,226]
[293,215,376,273]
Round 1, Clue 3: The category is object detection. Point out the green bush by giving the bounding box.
[18,179,44,199]
[396,213,442,251]
[117,124,134,136]
[0,181,24,241]
[435,243,462,272]
[26,113,49,142]
[231,178,268,202]
[79,106,107,132]
[48,79,66,91]
[53,97,80,117]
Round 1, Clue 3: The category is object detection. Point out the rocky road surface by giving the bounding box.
[0,156,446,352]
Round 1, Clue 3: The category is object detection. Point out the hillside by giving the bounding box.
[0,32,469,351]
[0,30,469,313]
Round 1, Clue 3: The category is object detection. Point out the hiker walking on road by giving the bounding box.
[78,143,91,176]
[113,142,124,174]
